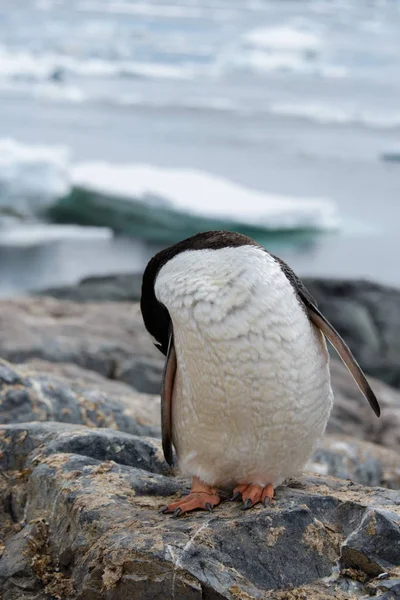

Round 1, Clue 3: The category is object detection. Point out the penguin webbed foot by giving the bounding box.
[230,483,274,509]
[160,476,220,517]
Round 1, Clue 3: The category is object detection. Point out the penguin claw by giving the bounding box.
[242,498,253,510]
[172,507,182,519]
[232,483,275,510]
[159,506,168,514]
[229,491,242,502]
[205,503,213,513]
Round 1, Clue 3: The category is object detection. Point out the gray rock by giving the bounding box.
[304,278,400,389]
[327,359,400,452]
[307,434,400,489]
[27,274,400,392]
[2,294,400,437]
[369,577,400,597]
[1,356,399,493]
[341,508,400,576]
[0,422,169,475]
[32,273,143,304]
[1,358,398,489]
[1,422,400,599]
[0,523,53,600]
[0,359,160,438]
[0,296,164,394]
[117,355,164,395]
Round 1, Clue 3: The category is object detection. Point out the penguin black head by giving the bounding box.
[140,231,258,354]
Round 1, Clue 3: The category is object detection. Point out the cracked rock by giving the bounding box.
[1,422,400,599]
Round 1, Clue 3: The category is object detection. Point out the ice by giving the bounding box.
[0,224,112,247]
[0,138,70,214]
[244,26,320,53]
[72,162,338,231]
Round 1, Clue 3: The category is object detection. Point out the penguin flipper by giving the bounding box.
[306,302,380,417]
[161,328,176,465]
[271,253,380,418]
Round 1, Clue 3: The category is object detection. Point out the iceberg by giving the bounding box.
[0,224,112,247]
[65,162,338,233]
[0,138,338,246]
[0,138,70,216]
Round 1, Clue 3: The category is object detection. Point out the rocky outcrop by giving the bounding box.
[326,360,400,452]
[304,278,400,389]
[0,421,399,600]
[0,274,399,599]
[308,434,400,490]
[0,296,163,393]
[1,358,399,489]
[32,273,143,304]
[0,359,159,437]
[1,279,400,597]
[33,275,400,391]
[1,296,400,452]
[0,285,400,412]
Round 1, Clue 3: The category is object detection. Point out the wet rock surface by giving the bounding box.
[1,421,400,600]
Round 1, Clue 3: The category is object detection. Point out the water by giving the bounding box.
[0,0,400,295]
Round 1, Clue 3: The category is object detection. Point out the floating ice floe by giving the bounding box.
[0,224,112,247]
[244,25,320,53]
[0,44,194,83]
[0,138,70,215]
[72,162,338,231]
[236,24,347,78]
[381,149,400,163]
[0,138,338,244]
[270,102,400,129]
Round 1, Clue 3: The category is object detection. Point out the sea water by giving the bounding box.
[0,0,399,294]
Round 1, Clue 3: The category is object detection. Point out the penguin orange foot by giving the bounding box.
[160,477,220,517]
[231,483,274,509]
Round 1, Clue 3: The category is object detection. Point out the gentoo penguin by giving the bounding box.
[141,231,380,515]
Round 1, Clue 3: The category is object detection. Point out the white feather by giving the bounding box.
[155,245,333,488]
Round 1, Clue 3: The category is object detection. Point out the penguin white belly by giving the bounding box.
[155,245,334,488]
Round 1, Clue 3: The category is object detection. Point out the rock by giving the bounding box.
[303,278,400,389]
[0,522,54,600]
[1,357,398,489]
[32,273,143,304]
[1,295,400,452]
[368,577,400,597]
[327,359,400,452]
[0,296,164,393]
[116,355,165,395]
[0,359,160,437]
[30,274,400,392]
[1,421,400,599]
[0,422,169,475]
[2,296,400,441]
[341,508,400,576]
[28,274,400,391]
[307,434,400,489]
